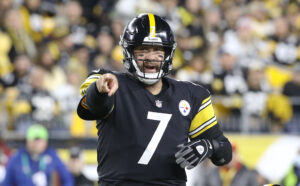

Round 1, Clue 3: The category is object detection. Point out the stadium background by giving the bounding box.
[0,0,300,185]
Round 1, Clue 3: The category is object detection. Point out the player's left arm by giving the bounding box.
[175,88,232,169]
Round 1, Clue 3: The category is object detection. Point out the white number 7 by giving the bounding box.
[138,111,172,165]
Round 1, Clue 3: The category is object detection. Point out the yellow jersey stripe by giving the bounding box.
[190,103,215,131]
[202,96,211,105]
[190,120,218,138]
[198,99,211,112]
[189,116,216,136]
[80,74,102,96]
[148,13,156,37]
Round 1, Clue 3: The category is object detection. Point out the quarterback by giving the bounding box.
[77,13,232,186]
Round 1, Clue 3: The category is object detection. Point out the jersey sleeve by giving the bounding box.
[188,87,218,139]
[188,86,232,165]
[80,69,109,96]
[77,69,113,120]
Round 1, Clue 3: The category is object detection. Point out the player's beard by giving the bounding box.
[138,59,162,73]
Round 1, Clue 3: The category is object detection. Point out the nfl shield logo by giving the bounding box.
[155,100,162,108]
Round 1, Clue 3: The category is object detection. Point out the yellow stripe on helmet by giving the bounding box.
[148,13,156,37]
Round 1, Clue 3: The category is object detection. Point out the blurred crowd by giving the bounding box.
[1,0,300,138]
[1,1,300,185]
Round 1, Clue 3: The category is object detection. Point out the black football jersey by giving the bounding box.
[79,69,222,186]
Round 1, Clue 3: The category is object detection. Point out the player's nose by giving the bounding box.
[145,52,158,61]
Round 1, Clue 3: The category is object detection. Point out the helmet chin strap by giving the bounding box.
[137,76,160,85]
[130,58,165,85]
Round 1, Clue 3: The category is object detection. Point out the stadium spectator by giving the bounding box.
[0,28,14,89]
[282,64,300,133]
[0,136,12,185]
[154,0,182,33]
[0,0,14,26]
[0,137,11,166]
[282,149,300,186]
[285,3,300,34]
[110,18,126,43]
[283,64,300,113]
[67,146,95,186]
[177,0,208,54]
[63,0,90,46]
[53,67,82,129]
[242,60,270,132]
[264,17,299,66]
[202,144,258,186]
[50,26,74,70]
[3,124,74,186]
[37,44,67,93]
[221,16,261,69]
[210,49,246,131]
[264,93,293,132]
[212,49,247,96]
[11,67,59,133]
[19,0,56,44]
[203,6,223,59]
[93,28,115,70]
[8,55,32,90]
[3,8,37,59]
[175,53,213,90]
[247,1,274,39]
[67,45,91,82]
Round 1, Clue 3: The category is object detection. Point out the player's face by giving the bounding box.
[134,45,165,73]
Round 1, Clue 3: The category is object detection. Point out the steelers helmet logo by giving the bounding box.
[179,100,191,116]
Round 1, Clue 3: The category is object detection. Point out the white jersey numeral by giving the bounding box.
[138,112,172,165]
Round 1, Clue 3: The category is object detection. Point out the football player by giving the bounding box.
[77,13,232,186]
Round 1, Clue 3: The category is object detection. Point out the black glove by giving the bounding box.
[175,139,213,169]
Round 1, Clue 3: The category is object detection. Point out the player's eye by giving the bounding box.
[136,53,145,58]
[155,52,164,59]
[157,54,164,60]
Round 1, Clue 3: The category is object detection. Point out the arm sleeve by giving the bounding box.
[188,85,232,166]
[52,151,74,186]
[2,156,16,186]
[210,132,232,166]
[193,124,232,166]
[85,82,115,118]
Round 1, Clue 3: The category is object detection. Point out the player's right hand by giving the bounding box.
[96,73,119,96]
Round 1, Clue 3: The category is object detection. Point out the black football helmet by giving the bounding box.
[120,13,177,85]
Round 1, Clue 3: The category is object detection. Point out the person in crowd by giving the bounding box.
[202,143,258,186]
[67,146,95,186]
[242,61,270,132]
[0,135,12,185]
[282,149,300,186]
[11,67,59,133]
[175,53,213,90]
[282,63,300,132]
[3,124,74,186]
